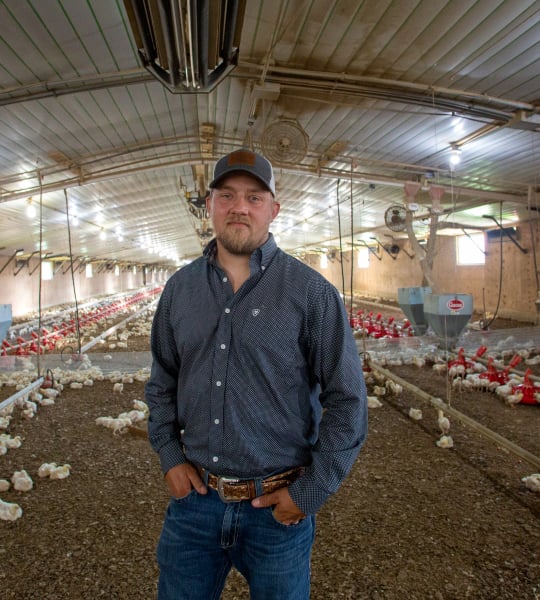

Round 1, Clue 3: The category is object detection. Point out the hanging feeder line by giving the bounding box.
[369,362,540,470]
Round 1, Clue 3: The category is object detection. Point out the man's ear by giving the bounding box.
[271,201,280,220]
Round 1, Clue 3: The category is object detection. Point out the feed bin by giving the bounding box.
[424,293,473,347]
[397,286,432,335]
[0,304,12,342]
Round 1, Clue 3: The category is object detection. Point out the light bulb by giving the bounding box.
[449,146,461,167]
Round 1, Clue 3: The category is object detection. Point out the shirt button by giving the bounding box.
[216,381,222,387]
[214,419,220,425]
[220,343,226,350]
[213,456,219,463]
[225,308,231,314]
[261,265,266,271]
[223,276,228,282]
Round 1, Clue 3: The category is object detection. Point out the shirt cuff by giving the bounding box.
[158,439,187,475]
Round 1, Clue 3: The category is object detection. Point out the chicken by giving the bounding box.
[132,399,148,414]
[436,435,454,449]
[367,396,382,409]
[0,499,22,521]
[373,385,386,398]
[437,410,450,434]
[521,474,540,493]
[49,464,71,480]
[408,408,423,421]
[12,469,33,492]
[385,380,403,396]
[38,462,58,478]
[0,478,11,492]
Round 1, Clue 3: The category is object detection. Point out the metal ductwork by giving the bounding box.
[123,0,246,92]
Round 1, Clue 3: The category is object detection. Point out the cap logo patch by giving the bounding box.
[228,151,256,166]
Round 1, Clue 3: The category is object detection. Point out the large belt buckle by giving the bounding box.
[217,476,241,502]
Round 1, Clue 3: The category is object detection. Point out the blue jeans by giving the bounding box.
[156,488,316,599]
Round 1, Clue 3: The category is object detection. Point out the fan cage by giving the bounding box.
[261,120,309,165]
[384,205,407,232]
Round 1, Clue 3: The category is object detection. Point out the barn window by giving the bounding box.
[357,247,369,268]
[456,233,485,265]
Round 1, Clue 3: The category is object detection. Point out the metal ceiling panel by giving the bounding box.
[0,0,538,269]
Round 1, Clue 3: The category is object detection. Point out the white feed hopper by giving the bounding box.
[0,304,12,343]
[424,293,473,347]
[397,286,432,335]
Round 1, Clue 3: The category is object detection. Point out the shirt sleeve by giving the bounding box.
[287,281,368,515]
[145,279,187,475]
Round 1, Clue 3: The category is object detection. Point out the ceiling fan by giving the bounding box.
[261,119,309,165]
[384,205,408,232]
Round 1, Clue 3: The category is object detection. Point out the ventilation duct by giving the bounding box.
[123,0,246,92]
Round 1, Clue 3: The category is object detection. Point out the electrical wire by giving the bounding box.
[335,179,346,300]
[36,170,43,377]
[481,202,504,329]
[349,162,354,321]
[64,189,83,354]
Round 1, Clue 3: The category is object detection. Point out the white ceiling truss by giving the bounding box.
[0,0,538,268]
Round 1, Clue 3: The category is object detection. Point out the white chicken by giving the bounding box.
[38,462,58,478]
[521,474,540,493]
[0,478,11,492]
[12,469,33,492]
[49,464,71,480]
[436,435,454,449]
[373,385,386,398]
[0,499,22,521]
[437,410,450,435]
[367,396,382,409]
[408,408,423,421]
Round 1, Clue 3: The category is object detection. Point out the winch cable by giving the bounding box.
[36,169,44,378]
[349,161,354,322]
[64,189,83,355]
[336,178,346,300]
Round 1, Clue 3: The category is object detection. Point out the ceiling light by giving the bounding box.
[123,0,246,93]
[26,197,36,218]
[449,145,462,167]
[99,229,107,240]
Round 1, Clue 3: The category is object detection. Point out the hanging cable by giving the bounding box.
[335,179,346,300]
[481,203,504,329]
[349,161,354,321]
[36,169,44,377]
[64,189,83,355]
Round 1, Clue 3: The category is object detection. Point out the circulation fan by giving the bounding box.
[261,119,309,165]
[384,205,407,232]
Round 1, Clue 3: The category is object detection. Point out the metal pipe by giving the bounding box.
[0,377,44,412]
[0,249,24,275]
[356,240,381,261]
[237,61,537,113]
[370,236,397,260]
[195,0,207,89]
[482,215,527,254]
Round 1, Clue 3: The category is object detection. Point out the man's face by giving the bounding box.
[207,173,280,256]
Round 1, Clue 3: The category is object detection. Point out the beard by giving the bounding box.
[216,222,268,256]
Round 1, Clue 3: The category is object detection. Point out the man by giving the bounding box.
[145,148,368,599]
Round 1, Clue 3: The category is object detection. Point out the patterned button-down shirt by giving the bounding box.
[145,234,367,514]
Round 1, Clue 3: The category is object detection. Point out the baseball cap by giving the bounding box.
[209,149,275,196]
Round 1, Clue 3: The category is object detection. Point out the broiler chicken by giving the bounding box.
[437,409,450,435]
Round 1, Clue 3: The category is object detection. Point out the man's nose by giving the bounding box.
[229,195,250,212]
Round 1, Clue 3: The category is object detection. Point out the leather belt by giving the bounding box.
[197,466,304,502]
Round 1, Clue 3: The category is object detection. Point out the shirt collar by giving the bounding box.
[203,234,278,271]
